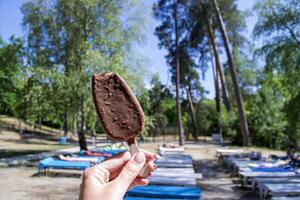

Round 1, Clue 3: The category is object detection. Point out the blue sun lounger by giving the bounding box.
[38,157,91,172]
[126,185,201,199]
[249,166,294,173]
[125,197,183,200]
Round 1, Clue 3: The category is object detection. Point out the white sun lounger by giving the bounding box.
[156,162,193,168]
[272,197,300,200]
[251,177,300,191]
[253,178,300,199]
[150,176,198,186]
[239,171,296,186]
[159,146,185,155]
[216,148,244,157]
[155,168,195,174]
[153,171,202,179]
[263,183,300,200]
[155,158,193,165]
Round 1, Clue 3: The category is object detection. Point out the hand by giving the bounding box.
[79,150,157,200]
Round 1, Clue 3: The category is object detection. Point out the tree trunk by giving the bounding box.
[205,16,231,112]
[72,112,77,138]
[78,97,88,150]
[212,0,251,146]
[173,0,185,146]
[211,52,223,142]
[38,116,42,129]
[185,85,198,141]
[63,107,68,137]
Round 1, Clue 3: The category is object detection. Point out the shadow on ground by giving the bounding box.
[32,171,82,178]
[194,159,259,200]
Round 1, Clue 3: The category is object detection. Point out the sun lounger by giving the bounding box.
[155,158,193,165]
[271,197,300,200]
[232,160,267,173]
[58,155,103,164]
[239,171,296,186]
[155,167,196,174]
[154,168,202,178]
[158,146,185,155]
[262,183,300,200]
[255,178,300,199]
[150,169,202,187]
[126,185,201,199]
[149,176,197,186]
[79,150,111,157]
[125,197,183,200]
[216,148,244,157]
[251,177,300,191]
[38,157,91,172]
[92,148,126,155]
[156,162,193,168]
[240,166,294,173]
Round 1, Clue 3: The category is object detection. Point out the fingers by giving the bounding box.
[141,149,157,161]
[128,178,149,190]
[111,152,146,195]
[148,162,157,173]
[100,151,131,173]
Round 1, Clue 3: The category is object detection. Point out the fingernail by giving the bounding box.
[134,152,145,164]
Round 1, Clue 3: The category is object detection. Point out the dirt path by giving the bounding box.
[184,143,258,200]
[0,167,81,200]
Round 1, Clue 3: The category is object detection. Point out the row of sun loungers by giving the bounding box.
[218,148,300,200]
[38,144,202,199]
[38,148,125,172]
[125,144,202,199]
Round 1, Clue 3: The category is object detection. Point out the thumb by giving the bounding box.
[112,152,146,194]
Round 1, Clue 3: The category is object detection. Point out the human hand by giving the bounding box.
[79,150,157,200]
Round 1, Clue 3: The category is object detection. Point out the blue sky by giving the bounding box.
[0,0,256,99]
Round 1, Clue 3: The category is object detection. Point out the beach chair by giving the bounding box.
[155,162,193,168]
[239,171,296,187]
[126,185,201,199]
[149,176,198,186]
[254,178,300,199]
[262,183,300,200]
[271,197,300,200]
[125,197,183,200]
[155,153,194,168]
[150,166,202,187]
[251,177,300,191]
[38,157,91,172]
[216,148,244,158]
[158,145,185,156]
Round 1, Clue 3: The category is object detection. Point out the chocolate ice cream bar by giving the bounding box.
[92,72,149,177]
[92,72,145,141]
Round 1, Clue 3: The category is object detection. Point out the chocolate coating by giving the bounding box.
[92,72,145,141]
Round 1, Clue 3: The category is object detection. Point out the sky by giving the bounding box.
[0,0,257,99]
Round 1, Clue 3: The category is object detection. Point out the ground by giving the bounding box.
[0,115,75,158]
[0,116,286,200]
[0,142,286,200]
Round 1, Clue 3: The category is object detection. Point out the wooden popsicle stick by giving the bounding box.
[127,138,150,178]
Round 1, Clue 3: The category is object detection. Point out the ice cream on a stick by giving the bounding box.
[92,72,149,177]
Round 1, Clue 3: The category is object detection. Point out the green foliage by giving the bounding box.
[253,0,300,147]
[18,0,149,140]
[195,99,218,135]
[247,84,287,149]
[0,37,23,115]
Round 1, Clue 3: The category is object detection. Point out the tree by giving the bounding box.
[154,0,191,145]
[253,0,300,147]
[21,0,147,149]
[212,0,251,146]
[0,36,23,116]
